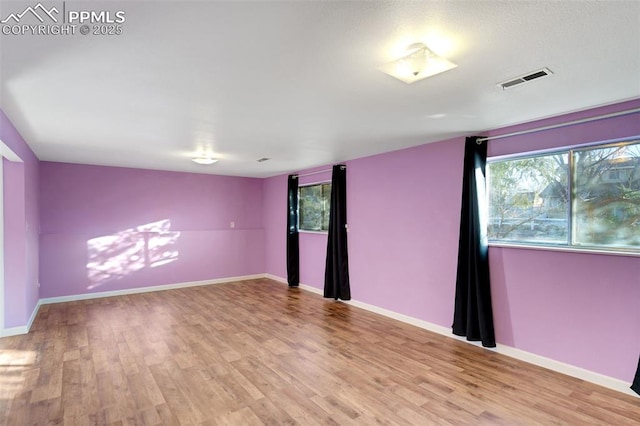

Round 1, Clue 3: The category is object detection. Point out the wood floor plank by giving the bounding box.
[247,396,297,425]
[1,278,638,425]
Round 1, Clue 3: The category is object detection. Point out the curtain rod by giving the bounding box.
[476,107,640,143]
[292,165,345,178]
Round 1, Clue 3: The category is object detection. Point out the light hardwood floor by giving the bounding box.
[0,278,638,425]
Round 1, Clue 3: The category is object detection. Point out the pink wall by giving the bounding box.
[297,170,333,286]
[263,169,337,284]
[263,174,287,279]
[264,140,464,322]
[262,99,640,382]
[486,98,640,381]
[1,109,40,328]
[39,162,265,298]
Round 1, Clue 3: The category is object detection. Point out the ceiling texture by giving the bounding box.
[1,1,639,177]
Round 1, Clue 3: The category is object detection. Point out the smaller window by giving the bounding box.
[299,182,331,232]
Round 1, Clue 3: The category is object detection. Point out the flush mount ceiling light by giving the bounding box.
[379,42,457,84]
[192,157,218,165]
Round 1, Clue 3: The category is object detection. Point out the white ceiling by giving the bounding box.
[1,1,639,178]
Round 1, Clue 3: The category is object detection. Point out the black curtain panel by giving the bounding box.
[452,136,496,348]
[632,356,640,396]
[286,175,299,287]
[324,165,351,300]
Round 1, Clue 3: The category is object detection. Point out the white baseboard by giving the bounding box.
[1,324,29,337]
[0,297,42,337]
[39,274,266,305]
[266,274,325,296]
[266,274,290,285]
[267,274,637,398]
[493,344,637,397]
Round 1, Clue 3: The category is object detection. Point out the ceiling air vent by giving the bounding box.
[497,68,553,90]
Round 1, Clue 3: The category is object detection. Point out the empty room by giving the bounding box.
[1,0,639,424]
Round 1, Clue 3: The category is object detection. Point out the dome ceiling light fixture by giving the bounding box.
[191,144,218,165]
[192,156,218,165]
[379,42,457,84]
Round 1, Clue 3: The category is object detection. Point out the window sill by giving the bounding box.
[488,242,640,258]
[299,230,328,235]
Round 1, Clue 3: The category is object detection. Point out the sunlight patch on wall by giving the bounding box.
[86,219,180,290]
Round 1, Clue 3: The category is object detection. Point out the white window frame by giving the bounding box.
[487,137,640,257]
[298,180,331,234]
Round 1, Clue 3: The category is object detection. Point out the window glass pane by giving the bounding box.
[488,153,569,243]
[299,183,331,231]
[321,183,331,230]
[573,142,640,248]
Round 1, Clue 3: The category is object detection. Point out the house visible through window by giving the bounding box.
[487,139,640,251]
[299,182,331,232]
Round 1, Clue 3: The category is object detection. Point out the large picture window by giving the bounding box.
[487,139,640,251]
[298,182,331,232]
